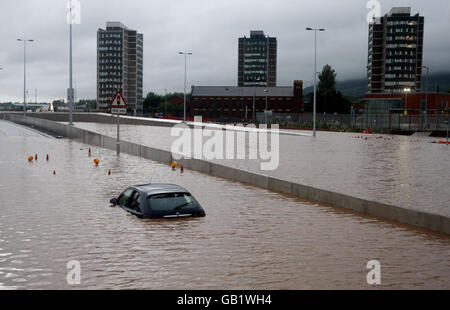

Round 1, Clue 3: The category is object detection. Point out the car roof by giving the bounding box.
[133,183,189,196]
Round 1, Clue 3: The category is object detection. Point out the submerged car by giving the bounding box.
[110,184,206,219]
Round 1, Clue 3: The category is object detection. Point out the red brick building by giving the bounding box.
[363,92,450,115]
[189,80,303,121]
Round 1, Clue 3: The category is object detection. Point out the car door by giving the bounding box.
[117,188,134,211]
[126,191,143,217]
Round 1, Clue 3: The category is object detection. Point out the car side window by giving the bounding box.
[129,191,141,212]
[118,188,133,206]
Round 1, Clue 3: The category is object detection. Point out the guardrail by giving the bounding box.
[256,112,450,131]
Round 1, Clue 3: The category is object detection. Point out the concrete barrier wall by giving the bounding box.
[3,113,449,235]
[9,112,177,127]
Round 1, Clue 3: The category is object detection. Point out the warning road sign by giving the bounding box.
[110,91,127,108]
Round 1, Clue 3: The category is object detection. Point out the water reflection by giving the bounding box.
[0,121,449,289]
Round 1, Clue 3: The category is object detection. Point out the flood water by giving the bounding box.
[0,120,449,289]
[71,122,450,217]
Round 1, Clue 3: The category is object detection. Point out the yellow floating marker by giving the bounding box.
[171,161,178,169]
[93,158,100,166]
[28,156,34,162]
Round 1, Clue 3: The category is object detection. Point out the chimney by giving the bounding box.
[294,80,303,98]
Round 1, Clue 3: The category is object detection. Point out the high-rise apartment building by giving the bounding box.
[97,22,143,114]
[238,30,277,87]
[367,7,424,93]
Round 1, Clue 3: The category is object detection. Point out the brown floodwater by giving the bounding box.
[0,120,449,289]
[71,122,450,217]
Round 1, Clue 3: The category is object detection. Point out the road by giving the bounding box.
[0,120,449,289]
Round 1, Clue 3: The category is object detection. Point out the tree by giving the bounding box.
[143,91,189,114]
[305,64,352,114]
[78,99,96,110]
[143,92,163,113]
[318,64,337,92]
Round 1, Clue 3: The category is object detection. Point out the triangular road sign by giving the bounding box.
[110,91,128,108]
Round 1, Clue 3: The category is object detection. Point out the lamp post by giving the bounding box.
[446,105,449,146]
[265,34,269,88]
[422,66,429,128]
[264,88,269,124]
[403,87,411,116]
[17,38,34,116]
[68,0,74,125]
[252,77,260,121]
[0,67,3,100]
[306,27,325,137]
[164,88,168,117]
[179,51,192,122]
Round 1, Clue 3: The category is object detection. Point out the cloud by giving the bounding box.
[0,0,449,102]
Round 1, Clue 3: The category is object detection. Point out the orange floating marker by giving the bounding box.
[180,165,184,173]
[35,154,38,161]
[28,156,34,162]
[88,148,92,157]
[171,161,178,169]
[108,169,111,175]
[53,170,56,175]
[46,154,49,161]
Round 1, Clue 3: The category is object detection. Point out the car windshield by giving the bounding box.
[148,192,193,212]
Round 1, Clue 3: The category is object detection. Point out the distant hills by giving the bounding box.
[303,72,450,98]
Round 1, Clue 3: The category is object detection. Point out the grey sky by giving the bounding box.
[0,0,449,102]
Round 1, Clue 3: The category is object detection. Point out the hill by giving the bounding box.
[303,72,450,98]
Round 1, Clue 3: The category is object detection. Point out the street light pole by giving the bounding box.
[252,77,260,121]
[306,27,325,137]
[265,35,269,87]
[422,66,429,129]
[403,87,411,116]
[264,88,269,124]
[253,81,255,121]
[164,88,168,117]
[264,89,268,111]
[68,0,74,125]
[17,39,34,116]
[179,51,192,122]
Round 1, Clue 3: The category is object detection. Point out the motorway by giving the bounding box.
[0,120,449,289]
